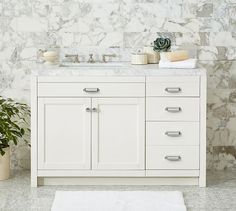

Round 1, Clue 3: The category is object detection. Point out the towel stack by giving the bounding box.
[159,50,197,69]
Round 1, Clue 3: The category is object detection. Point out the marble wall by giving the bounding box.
[1,0,236,170]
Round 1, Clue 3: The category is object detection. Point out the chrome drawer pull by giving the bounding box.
[165,131,182,137]
[85,107,91,112]
[83,88,100,93]
[165,107,182,112]
[165,156,181,161]
[165,87,181,93]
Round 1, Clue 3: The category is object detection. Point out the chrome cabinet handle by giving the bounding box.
[165,107,182,112]
[86,108,98,112]
[92,108,97,112]
[165,87,182,93]
[85,107,91,112]
[165,131,182,137]
[83,88,100,93]
[165,156,181,161]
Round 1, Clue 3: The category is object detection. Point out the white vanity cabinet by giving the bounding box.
[31,77,147,186]
[31,70,206,187]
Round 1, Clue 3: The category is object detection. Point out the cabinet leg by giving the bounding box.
[199,177,206,187]
[31,175,38,187]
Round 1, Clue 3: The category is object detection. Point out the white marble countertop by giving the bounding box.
[32,62,206,77]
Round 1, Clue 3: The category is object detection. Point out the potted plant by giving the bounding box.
[0,96,30,180]
[153,37,171,63]
[153,37,171,53]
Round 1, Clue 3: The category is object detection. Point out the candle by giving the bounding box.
[143,46,160,64]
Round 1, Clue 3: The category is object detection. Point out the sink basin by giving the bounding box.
[60,62,130,68]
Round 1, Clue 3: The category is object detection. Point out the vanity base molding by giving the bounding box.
[37,170,200,186]
[38,177,199,186]
[37,170,199,177]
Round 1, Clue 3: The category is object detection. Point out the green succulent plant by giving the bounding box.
[153,37,171,52]
[0,96,30,156]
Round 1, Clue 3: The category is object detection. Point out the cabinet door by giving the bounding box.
[38,98,91,170]
[92,98,145,170]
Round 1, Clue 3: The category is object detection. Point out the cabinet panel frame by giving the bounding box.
[37,97,92,170]
[92,98,145,170]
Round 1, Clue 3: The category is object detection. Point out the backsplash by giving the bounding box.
[1,0,236,170]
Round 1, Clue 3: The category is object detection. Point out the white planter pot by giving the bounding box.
[0,147,10,180]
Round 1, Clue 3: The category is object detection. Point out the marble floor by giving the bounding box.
[0,171,236,211]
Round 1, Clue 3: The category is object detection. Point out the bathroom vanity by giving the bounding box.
[31,64,206,187]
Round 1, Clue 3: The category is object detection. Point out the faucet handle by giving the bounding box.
[87,54,95,63]
[37,49,47,63]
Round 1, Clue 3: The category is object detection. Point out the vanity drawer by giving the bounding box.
[146,122,199,146]
[146,76,199,97]
[38,83,145,97]
[146,146,199,170]
[146,98,199,121]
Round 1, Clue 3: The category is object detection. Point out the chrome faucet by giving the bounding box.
[102,54,116,63]
[65,54,80,63]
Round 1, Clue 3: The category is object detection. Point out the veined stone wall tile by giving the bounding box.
[0,0,3,16]
[0,61,14,91]
[199,0,212,3]
[123,32,158,48]
[228,4,236,20]
[74,31,123,47]
[181,3,197,18]
[14,16,48,32]
[207,146,213,169]
[1,0,236,170]
[199,18,230,32]
[213,2,229,19]
[198,47,228,61]
[2,0,32,17]
[163,18,199,33]
[226,47,236,60]
[175,32,201,46]
[213,146,236,170]
[48,3,80,33]
[200,60,236,169]
[200,61,236,88]
[198,47,236,61]
[31,1,51,18]
[121,2,182,20]
[197,3,213,17]
[199,32,209,45]
[209,32,236,46]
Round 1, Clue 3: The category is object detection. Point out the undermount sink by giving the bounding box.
[60,62,130,68]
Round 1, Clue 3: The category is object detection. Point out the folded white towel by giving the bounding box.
[159,59,197,69]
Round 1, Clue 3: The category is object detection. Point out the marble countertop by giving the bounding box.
[32,62,206,77]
